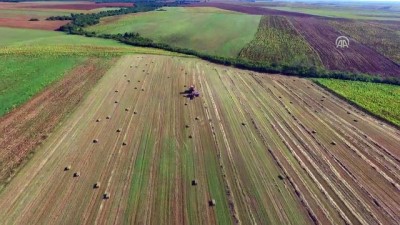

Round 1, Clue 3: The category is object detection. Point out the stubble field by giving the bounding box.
[0,55,399,225]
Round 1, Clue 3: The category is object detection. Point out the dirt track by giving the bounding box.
[0,55,399,224]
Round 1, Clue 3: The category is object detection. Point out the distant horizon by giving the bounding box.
[273,0,400,3]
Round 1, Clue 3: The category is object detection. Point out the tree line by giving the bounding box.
[51,4,400,85]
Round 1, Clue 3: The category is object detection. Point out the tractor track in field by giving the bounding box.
[0,55,399,225]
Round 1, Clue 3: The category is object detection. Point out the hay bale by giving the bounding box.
[96,119,101,122]
[142,89,145,91]
[184,103,187,106]
[331,141,336,145]
[278,174,285,180]
[122,142,127,146]
[184,85,186,87]
[320,99,324,102]
[188,135,193,139]
[134,87,137,89]
[290,101,293,104]
[185,125,189,128]
[138,80,140,82]
[115,90,119,93]
[124,74,127,77]
[195,117,199,120]
[353,119,358,122]
[64,165,71,171]
[117,128,122,133]
[312,130,317,134]
[73,172,80,177]
[127,79,131,82]
[94,182,100,189]
[241,122,246,126]
[125,108,129,111]
[115,100,119,103]
[134,111,137,115]
[192,179,198,186]
[209,199,216,206]
[93,139,98,143]
[106,116,111,119]
[103,192,110,199]
[347,111,351,114]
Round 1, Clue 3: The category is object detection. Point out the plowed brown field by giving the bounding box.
[0,55,399,225]
[290,17,400,77]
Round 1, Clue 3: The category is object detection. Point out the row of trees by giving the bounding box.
[54,5,400,85]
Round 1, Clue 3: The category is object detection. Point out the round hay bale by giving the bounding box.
[331,141,337,145]
[195,117,199,120]
[138,80,140,82]
[312,130,317,134]
[320,99,324,102]
[188,135,192,139]
[278,174,285,180]
[209,199,216,206]
[64,165,71,171]
[106,116,111,119]
[115,100,119,103]
[73,172,80,177]
[142,89,145,91]
[93,139,98,143]
[185,125,189,128]
[127,79,131,82]
[117,128,122,133]
[353,119,358,122]
[115,90,119,93]
[125,108,129,111]
[347,111,351,114]
[134,111,137,115]
[184,85,186,87]
[278,96,282,99]
[94,182,100,189]
[192,179,198,186]
[184,103,187,106]
[96,119,101,122]
[124,74,127,77]
[241,122,246,126]
[122,142,127,146]
[290,101,293,104]
[103,192,110,199]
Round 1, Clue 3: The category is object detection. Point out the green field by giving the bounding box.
[86,7,261,57]
[0,27,133,47]
[0,56,84,116]
[0,27,189,56]
[239,16,322,68]
[314,79,400,126]
[0,27,186,116]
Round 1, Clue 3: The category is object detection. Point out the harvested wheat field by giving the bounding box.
[0,55,399,225]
